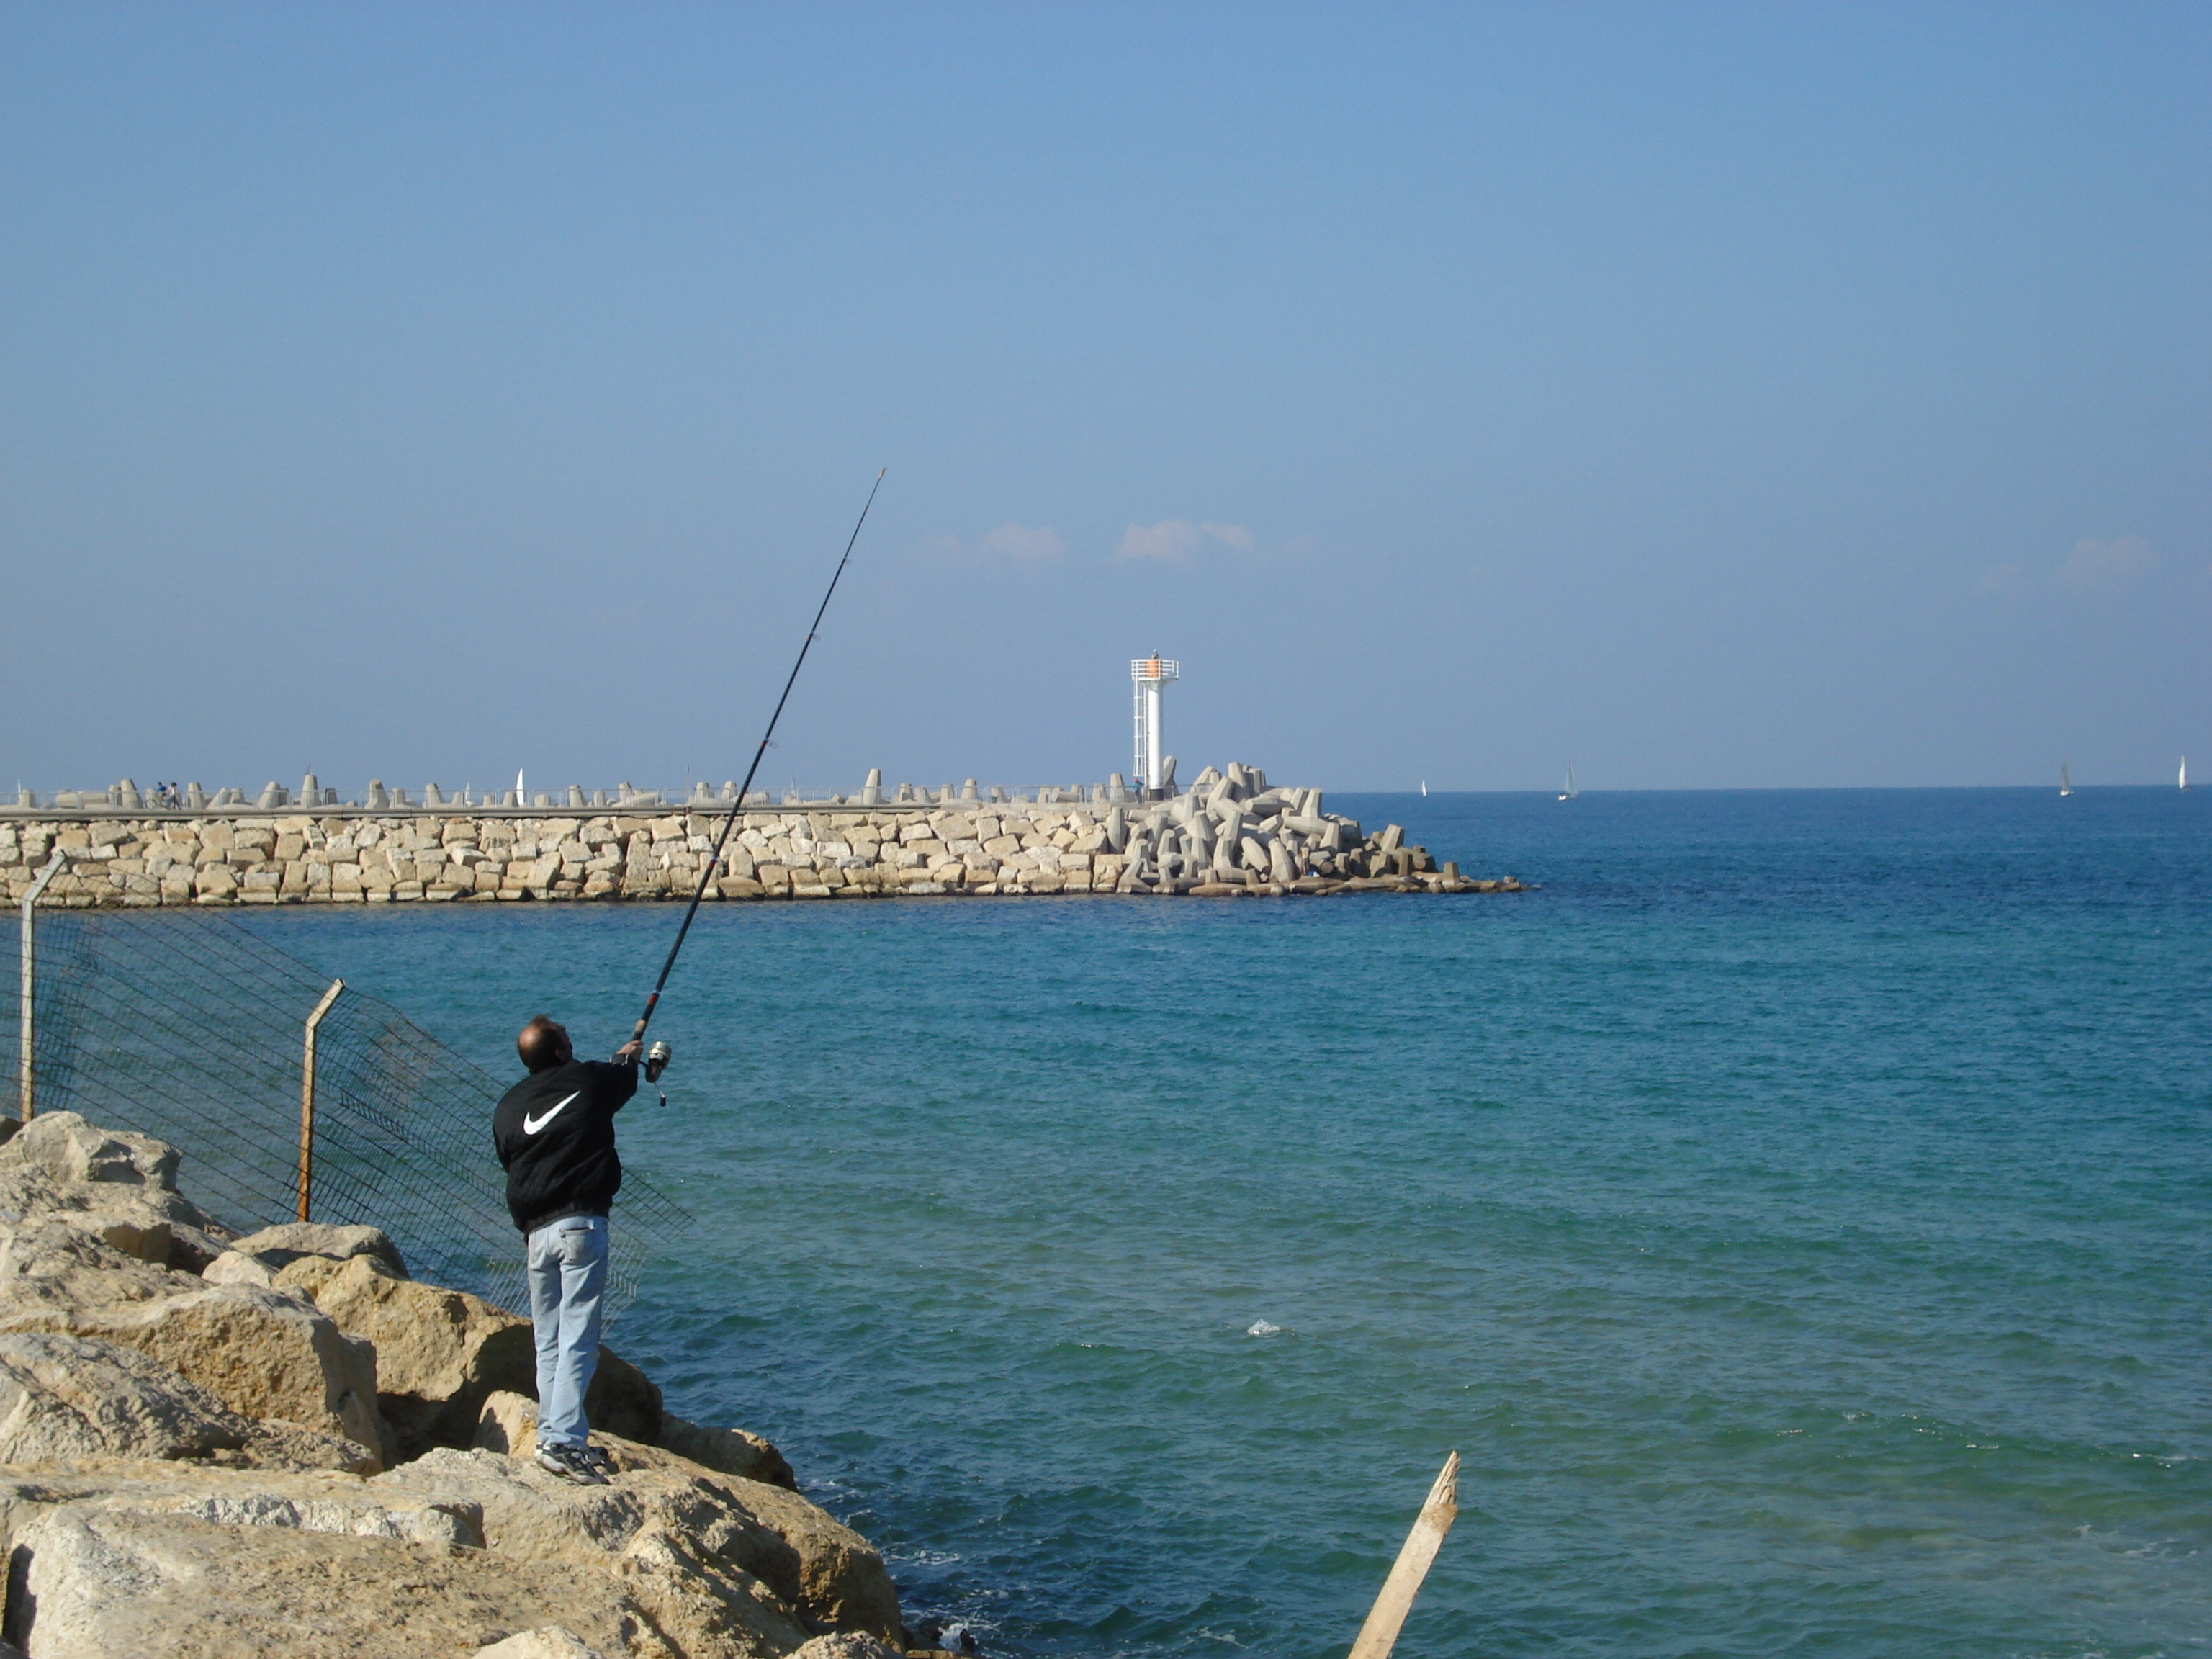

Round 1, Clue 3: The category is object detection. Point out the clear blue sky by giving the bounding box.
[4,4,2205,794]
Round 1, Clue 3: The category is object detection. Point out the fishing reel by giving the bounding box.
[645,1040,671,1084]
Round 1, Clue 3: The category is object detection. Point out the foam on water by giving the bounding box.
[243,788,2210,1658]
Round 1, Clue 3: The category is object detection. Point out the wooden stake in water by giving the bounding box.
[1347,1452,1460,1659]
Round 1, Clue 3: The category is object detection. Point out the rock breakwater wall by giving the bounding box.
[0,1107,945,1659]
[2,763,1525,907]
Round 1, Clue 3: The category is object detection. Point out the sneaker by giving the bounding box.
[577,1444,615,1474]
[534,1443,608,1486]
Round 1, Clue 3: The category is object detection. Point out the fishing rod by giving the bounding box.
[624,469,886,1082]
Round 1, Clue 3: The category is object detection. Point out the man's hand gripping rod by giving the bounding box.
[624,469,886,1074]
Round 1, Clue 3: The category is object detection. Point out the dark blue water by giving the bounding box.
[247,788,2210,1659]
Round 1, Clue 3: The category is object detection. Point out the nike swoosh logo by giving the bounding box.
[523,1092,581,1135]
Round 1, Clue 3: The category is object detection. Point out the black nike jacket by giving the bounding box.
[492,1057,637,1235]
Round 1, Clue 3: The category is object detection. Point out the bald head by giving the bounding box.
[517,1015,572,1074]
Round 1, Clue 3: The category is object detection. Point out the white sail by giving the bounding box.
[2183,757,2190,791]
[2060,763,2072,797]
[1559,763,1578,801]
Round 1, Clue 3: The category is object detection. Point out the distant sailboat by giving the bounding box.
[2183,757,2192,791]
[1559,763,1578,802]
[2059,763,2072,797]
[1421,780,1429,796]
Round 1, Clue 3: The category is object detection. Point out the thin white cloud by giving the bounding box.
[1116,519,1256,559]
[1118,520,1204,559]
[2054,535,2154,590]
[979,522,1067,561]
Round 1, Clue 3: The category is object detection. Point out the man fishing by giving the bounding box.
[493,1015,641,1486]
[485,473,881,1489]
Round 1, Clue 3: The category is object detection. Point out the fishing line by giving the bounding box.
[625,469,886,1072]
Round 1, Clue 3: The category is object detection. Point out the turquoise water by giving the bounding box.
[250,788,2208,1658]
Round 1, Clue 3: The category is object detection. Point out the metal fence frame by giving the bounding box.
[6,882,687,1320]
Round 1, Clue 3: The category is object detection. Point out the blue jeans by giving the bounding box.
[525,1215,608,1450]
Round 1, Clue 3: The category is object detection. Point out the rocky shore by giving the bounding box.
[0,1108,948,1658]
[2,763,1525,908]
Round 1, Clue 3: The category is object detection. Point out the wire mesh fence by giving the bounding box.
[1,902,688,1321]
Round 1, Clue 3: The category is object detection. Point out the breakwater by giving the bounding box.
[0,1107,938,1658]
[2,763,1524,907]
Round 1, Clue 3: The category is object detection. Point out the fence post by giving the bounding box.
[297,979,345,1222]
[18,850,68,1123]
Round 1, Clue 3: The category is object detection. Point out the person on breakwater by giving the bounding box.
[493,1015,642,1487]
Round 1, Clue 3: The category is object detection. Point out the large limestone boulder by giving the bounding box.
[2,1506,643,1658]
[727,1473,906,1640]
[0,1218,199,1317]
[52,1187,230,1274]
[0,1332,373,1477]
[0,1331,248,1464]
[49,1204,174,1269]
[0,1111,179,1190]
[0,1133,233,1273]
[230,1418,389,1474]
[379,1446,814,1653]
[619,1516,821,1659]
[473,1632,610,1659]
[0,1461,483,1552]
[229,1220,409,1278]
[71,1174,228,1235]
[657,1414,798,1491]
[282,1255,660,1454]
[386,1436,902,1644]
[0,1280,390,1468]
[201,1249,280,1287]
[477,1393,796,1490]
[473,1386,544,1457]
[276,1254,535,1458]
[790,1639,905,1659]
[377,1443,777,1573]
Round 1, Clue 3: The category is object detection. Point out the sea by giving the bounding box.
[244,787,2207,1659]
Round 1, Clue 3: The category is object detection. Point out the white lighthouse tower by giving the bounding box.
[1130,654,1179,798]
